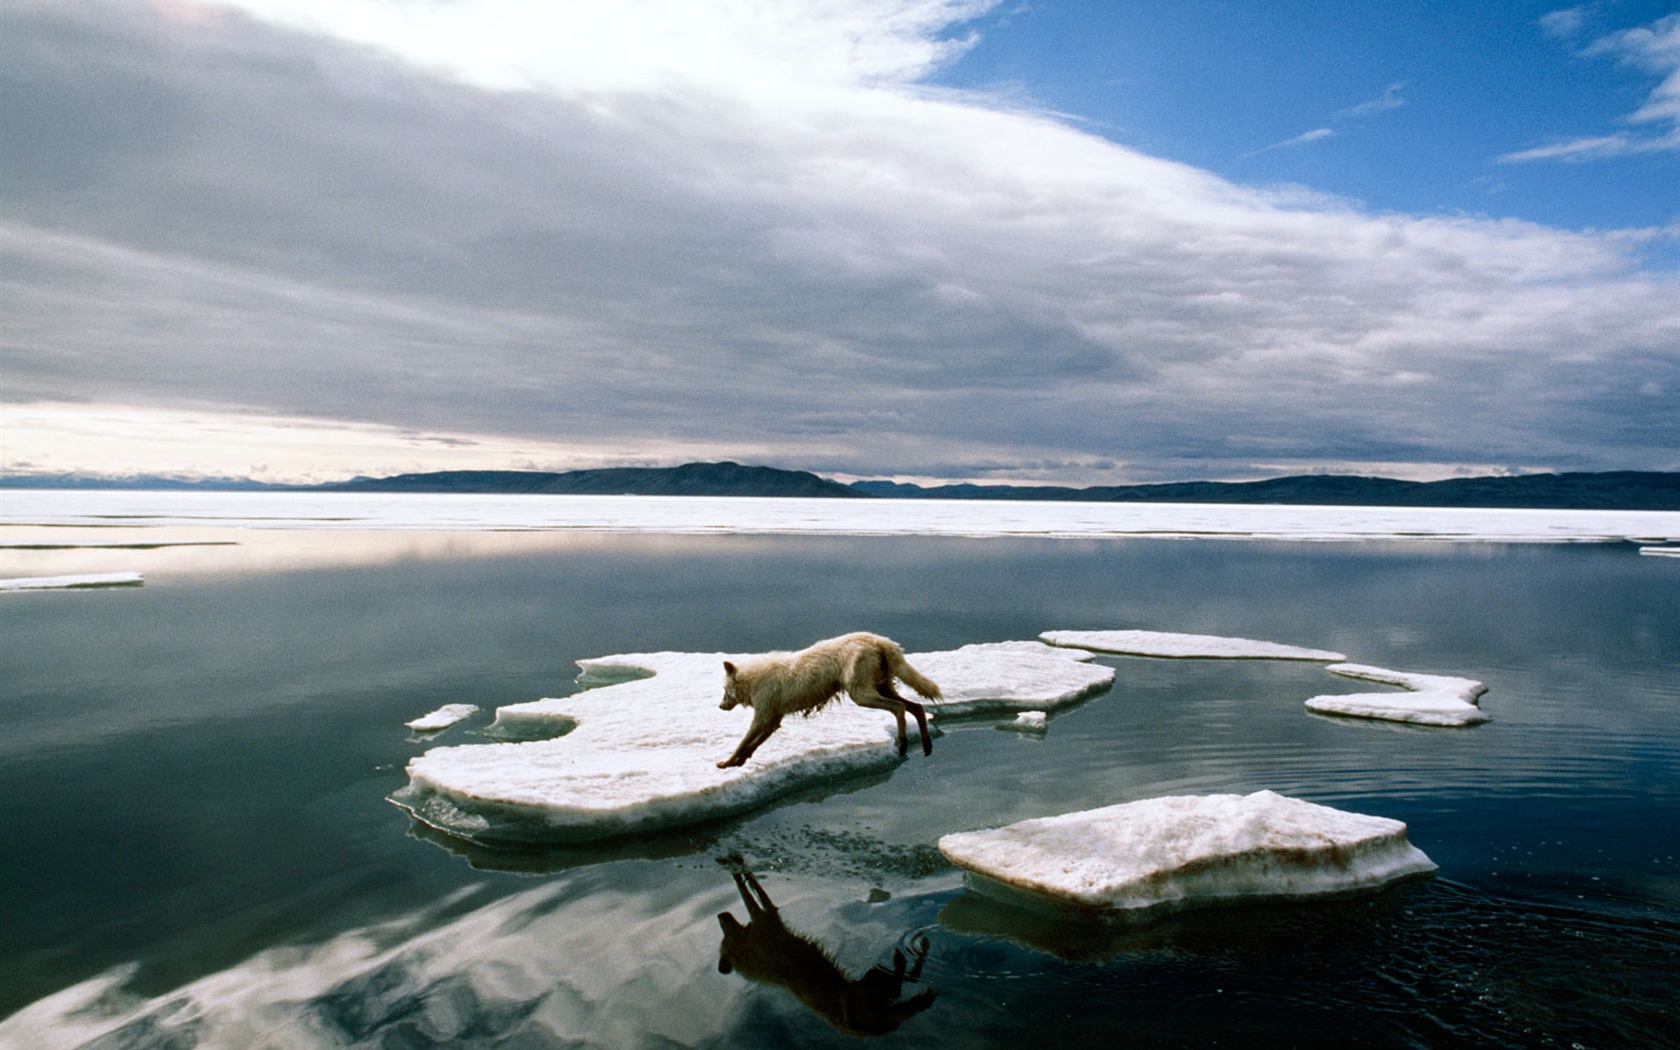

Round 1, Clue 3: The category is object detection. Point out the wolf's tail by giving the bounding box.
[888,650,942,700]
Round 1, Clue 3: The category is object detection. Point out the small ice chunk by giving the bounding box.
[1041,629,1345,662]
[1305,664,1490,726]
[938,790,1435,921]
[1010,711,1048,732]
[405,704,480,732]
[394,642,1113,844]
[911,644,1113,718]
[0,572,143,591]
[1639,546,1680,558]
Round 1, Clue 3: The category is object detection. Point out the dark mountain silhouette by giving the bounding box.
[849,471,1680,510]
[7,464,1680,509]
[323,461,863,498]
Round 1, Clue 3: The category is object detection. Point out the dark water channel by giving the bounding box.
[2,532,1676,1047]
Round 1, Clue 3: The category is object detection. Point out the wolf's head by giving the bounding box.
[719,661,745,710]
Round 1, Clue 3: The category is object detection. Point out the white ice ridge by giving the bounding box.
[406,704,480,732]
[393,642,1113,844]
[1305,664,1490,727]
[1640,546,1680,557]
[1042,629,1346,662]
[0,572,143,591]
[938,790,1436,921]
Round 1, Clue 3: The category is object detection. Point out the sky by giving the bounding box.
[1,0,1677,486]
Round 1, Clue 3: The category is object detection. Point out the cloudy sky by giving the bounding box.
[2,0,1677,485]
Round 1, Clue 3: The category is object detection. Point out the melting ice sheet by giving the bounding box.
[938,790,1436,921]
[1305,665,1490,726]
[1043,629,1345,662]
[392,643,1113,845]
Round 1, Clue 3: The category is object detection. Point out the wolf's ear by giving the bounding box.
[723,661,738,677]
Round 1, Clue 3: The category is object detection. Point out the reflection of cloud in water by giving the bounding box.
[0,867,725,1048]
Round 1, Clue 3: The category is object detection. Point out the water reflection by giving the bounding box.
[715,855,938,1036]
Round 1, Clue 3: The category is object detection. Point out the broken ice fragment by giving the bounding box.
[938,790,1435,921]
[1305,664,1489,726]
[1042,629,1344,662]
[406,704,480,732]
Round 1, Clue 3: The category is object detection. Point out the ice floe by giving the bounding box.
[0,572,143,591]
[938,790,1435,921]
[1305,664,1490,726]
[405,704,480,732]
[1008,712,1049,732]
[1640,545,1680,557]
[1043,629,1345,662]
[393,642,1112,845]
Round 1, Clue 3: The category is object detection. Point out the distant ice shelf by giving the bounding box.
[938,790,1436,921]
[0,572,143,591]
[392,642,1113,845]
[1640,546,1680,557]
[1043,629,1345,662]
[1305,664,1490,726]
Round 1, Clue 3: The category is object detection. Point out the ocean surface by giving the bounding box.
[2,493,1678,1048]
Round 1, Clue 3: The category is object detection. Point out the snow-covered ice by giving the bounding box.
[0,572,143,591]
[1043,629,1345,662]
[1009,712,1049,732]
[6,489,1679,544]
[393,642,1112,844]
[938,790,1436,921]
[406,704,480,732]
[1640,546,1680,558]
[1305,664,1490,726]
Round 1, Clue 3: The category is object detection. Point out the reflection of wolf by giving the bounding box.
[716,632,942,768]
[716,860,937,1037]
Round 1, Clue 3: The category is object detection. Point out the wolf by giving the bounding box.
[716,856,938,1036]
[716,631,941,768]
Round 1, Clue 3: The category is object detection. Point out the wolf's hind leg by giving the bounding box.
[849,687,911,756]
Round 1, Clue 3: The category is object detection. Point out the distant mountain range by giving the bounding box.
[6,463,1680,510]
[321,462,860,498]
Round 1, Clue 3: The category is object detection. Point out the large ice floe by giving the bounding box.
[938,790,1436,922]
[0,572,143,591]
[1043,629,1345,662]
[1305,664,1491,726]
[393,642,1113,845]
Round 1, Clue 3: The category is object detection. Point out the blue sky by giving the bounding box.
[936,2,1679,232]
[1,1,1676,485]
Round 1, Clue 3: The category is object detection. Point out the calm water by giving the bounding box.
[2,524,1678,1047]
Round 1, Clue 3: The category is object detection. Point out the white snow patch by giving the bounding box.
[0,572,143,591]
[393,642,1113,844]
[406,704,480,732]
[938,790,1435,921]
[1043,629,1345,662]
[1305,664,1490,726]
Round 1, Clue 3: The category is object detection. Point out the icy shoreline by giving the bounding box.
[6,489,1679,543]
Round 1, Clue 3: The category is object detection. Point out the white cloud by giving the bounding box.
[215,0,997,97]
[1540,6,1588,39]
[1503,12,1680,161]
[2,1,1677,484]
[1335,81,1408,120]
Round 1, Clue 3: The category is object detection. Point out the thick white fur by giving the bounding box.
[717,632,941,768]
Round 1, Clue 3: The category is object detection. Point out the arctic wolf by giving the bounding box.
[716,631,941,768]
